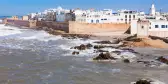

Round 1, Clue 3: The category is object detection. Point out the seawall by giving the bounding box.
[4,19,37,28]
[5,19,130,36]
[69,21,130,36]
[36,21,69,33]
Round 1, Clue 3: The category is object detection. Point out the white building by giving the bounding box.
[74,9,114,23]
[116,10,139,24]
[131,19,168,37]
[74,9,143,24]
[150,4,156,16]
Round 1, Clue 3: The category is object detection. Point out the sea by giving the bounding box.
[0,24,167,84]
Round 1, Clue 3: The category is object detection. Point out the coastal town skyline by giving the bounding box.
[0,0,168,15]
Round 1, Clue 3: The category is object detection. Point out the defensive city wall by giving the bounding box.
[4,19,130,35]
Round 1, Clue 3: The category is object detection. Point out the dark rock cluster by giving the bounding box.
[123,59,130,63]
[72,51,80,55]
[157,56,168,64]
[94,40,120,44]
[135,79,151,84]
[62,34,90,39]
[124,35,142,42]
[93,52,116,60]
[72,44,93,51]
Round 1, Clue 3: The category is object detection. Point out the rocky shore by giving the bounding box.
[62,34,168,84]
[6,25,168,84]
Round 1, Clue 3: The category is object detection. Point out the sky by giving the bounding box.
[0,0,168,16]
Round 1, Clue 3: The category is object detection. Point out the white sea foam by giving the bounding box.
[20,31,62,41]
[0,24,22,36]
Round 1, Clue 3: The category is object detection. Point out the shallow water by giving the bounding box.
[0,24,167,84]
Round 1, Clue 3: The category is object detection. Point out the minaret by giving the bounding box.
[150,4,156,16]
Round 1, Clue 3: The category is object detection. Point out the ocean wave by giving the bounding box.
[19,31,62,41]
[0,24,22,36]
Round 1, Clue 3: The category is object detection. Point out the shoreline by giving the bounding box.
[1,24,168,84]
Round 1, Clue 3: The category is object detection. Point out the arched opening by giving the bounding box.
[96,20,99,23]
[91,20,94,23]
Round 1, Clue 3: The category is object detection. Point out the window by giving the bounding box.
[101,19,103,20]
[96,20,99,23]
[91,20,94,23]
[155,25,159,28]
[166,25,168,28]
[125,15,127,18]
[161,25,166,28]
[121,19,123,21]
[142,26,144,29]
[133,15,135,19]
[129,15,131,18]
[104,19,107,20]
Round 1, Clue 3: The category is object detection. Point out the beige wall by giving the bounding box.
[36,21,69,32]
[149,31,168,37]
[69,21,130,35]
[137,21,150,36]
[22,16,29,20]
[29,20,37,28]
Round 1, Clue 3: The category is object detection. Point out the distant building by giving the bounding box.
[150,4,156,16]
[131,19,168,37]
[22,16,29,20]
[45,12,56,21]
[8,16,19,20]
[117,10,139,24]
[55,7,75,22]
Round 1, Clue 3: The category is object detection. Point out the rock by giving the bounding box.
[96,50,109,53]
[72,51,79,55]
[123,59,130,63]
[121,48,139,54]
[137,61,150,64]
[124,35,142,42]
[93,52,116,60]
[135,79,151,84]
[132,78,165,84]
[94,41,112,44]
[62,34,90,39]
[122,48,135,52]
[73,44,93,50]
[94,40,120,44]
[157,56,168,64]
[86,43,93,48]
[74,44,87,50]
[93,45,105,49]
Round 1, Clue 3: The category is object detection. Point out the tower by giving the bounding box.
[150,4,156,16]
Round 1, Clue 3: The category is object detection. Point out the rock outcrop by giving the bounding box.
[94,40,120,44]
[62,34,90,39]
[157,56,168,64]
[123,59,130,63]
[93,52,116,60]
[135,79,151,84]
[73,44,93,50]
[72,51,80,55]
